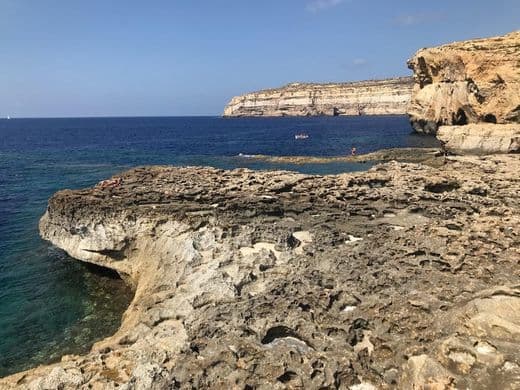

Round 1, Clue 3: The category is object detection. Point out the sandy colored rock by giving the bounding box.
[400,355,454,390]
[438,124,520,154]
[408,31,520,134]
[1,155,519,389]
[223,77,413,117]
[436,286,520,389]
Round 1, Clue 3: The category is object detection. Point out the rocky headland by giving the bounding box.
[1,155,519,389]
[223,78,413,117]
[407,30,520,154]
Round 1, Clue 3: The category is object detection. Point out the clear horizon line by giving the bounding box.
[2,114,224,120]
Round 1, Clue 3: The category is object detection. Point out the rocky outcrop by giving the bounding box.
[407,31,520,134]
[438,124,520,154]
[1,155,519,389]
[236,147,443,166]
[223,77,413,117]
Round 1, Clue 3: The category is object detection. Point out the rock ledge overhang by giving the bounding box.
[1,158,519,389]
[407,30,520,135]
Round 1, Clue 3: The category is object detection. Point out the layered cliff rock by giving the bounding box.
[1,156,520,389]
[223,77,413,117]
[407,31,520,134]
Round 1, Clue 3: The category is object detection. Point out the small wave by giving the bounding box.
[33,163,120,169]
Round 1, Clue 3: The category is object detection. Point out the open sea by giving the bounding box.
[0,115,438,377]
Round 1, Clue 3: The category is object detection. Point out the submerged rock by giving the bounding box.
[1,155,519,388]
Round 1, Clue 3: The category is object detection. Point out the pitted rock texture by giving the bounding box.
[1,156,519,389]
[407,31,520,134]
[438,124,520,154]
[223,78,412,117]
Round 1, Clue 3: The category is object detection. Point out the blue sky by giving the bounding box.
[1,0,518,117]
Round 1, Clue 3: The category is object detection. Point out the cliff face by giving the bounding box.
[223,77,413,117]
[407,31,520,134]
[2,157,520,388]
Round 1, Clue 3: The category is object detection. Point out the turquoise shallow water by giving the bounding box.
[0,115,438,377]
[0,156,133,377]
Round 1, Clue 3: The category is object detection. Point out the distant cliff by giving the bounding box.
[223,77,413,117]
[407,31,520,134]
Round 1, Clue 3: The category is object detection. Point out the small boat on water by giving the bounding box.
[237,153,256,158]
[294,133,309,140]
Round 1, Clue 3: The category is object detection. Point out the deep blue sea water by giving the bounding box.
[0,115,438,377]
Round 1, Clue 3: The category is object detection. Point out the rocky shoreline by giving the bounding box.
[235,147,441,166]
[1,30,519,390]
[1,154,519,389]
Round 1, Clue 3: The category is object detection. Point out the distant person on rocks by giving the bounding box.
[443,146,450,164]
[97,177,123,189]
[351,147,357,156]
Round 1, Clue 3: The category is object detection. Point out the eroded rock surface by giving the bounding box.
[239,147,441,165]
[438,124,520,155]
[223,78,413,117]
[407,31,520,134]
[1,155,519,389]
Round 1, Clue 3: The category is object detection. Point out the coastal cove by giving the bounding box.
[0,115,437,378]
